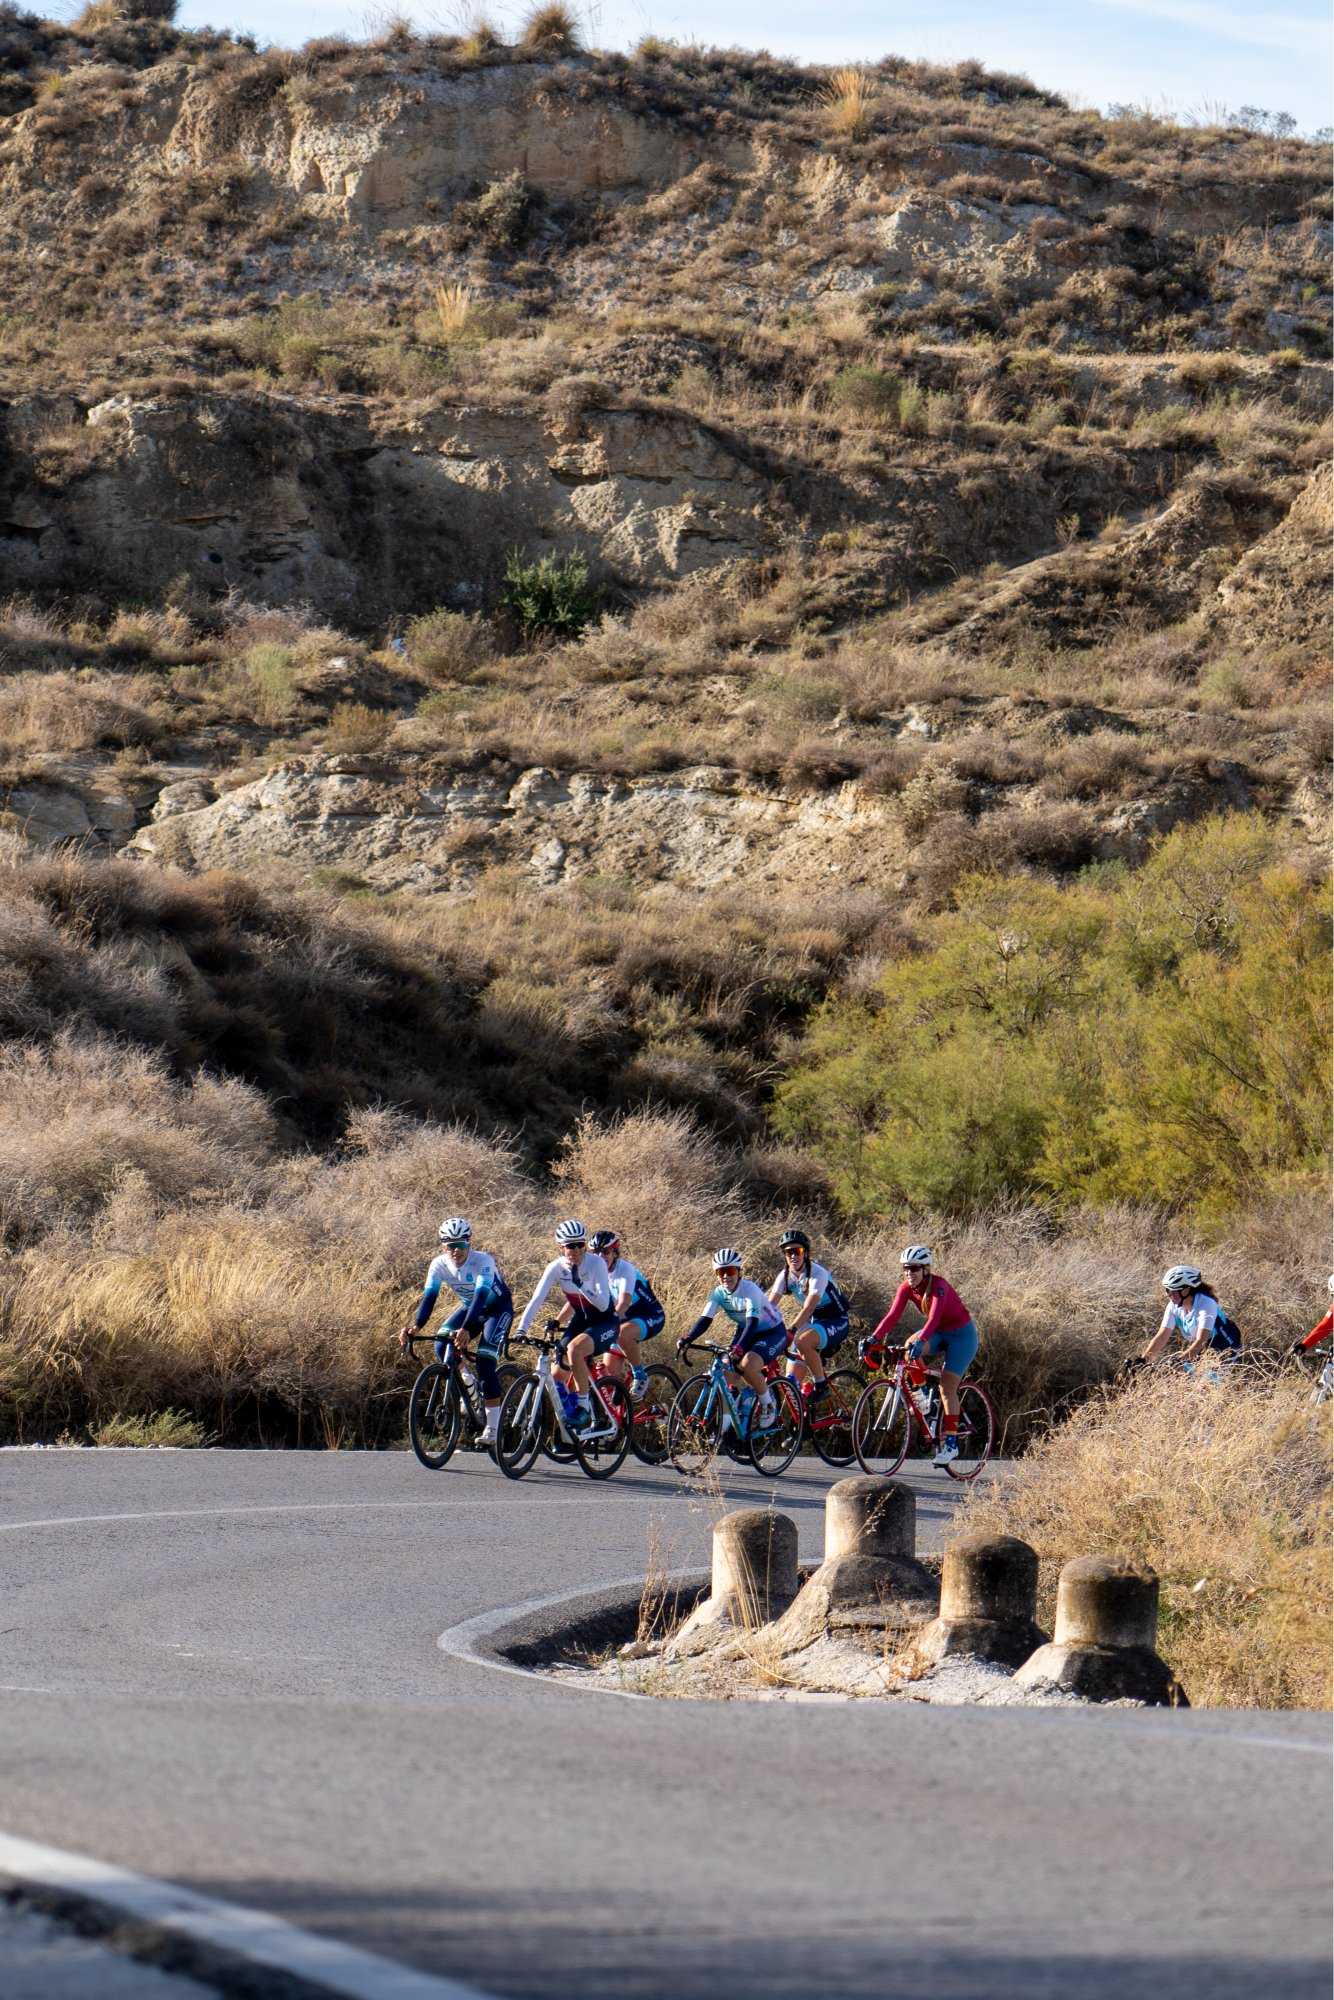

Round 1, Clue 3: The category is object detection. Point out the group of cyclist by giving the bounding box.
[398,1216,1334,1458]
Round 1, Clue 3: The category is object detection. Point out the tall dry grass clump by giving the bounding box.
[817,67,878,140]
[959,1370,1332,1709]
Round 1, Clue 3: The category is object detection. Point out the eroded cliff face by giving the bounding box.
[0,392,779,618]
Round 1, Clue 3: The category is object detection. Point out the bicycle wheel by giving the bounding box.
[668,1374,723,1476]
[852,1379,913,1476]
[576,1379,631,1481]
[494,1372,545,1481]
[947,1381,996,1483]
[409,1364,461,1470]
[808,1368,861,1468]
[629,1363,680,1466]
[750,1377,803,1477]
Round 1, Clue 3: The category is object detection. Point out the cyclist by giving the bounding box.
[1140,1265,1242,1371]
[591,1229,663,1401]
[397,1216,514,1446]
[867,1246,979,1466]
[1291,1276,1334,1357]
[768,1227,851,1408]
[514,1219,616,1435]
[678,1248,787,1435]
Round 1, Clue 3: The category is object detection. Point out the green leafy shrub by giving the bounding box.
[243,642,298,723]
[501,550,601,642]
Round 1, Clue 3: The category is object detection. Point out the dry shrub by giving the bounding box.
[551,1108,744,1256]
[518,2,580,52]
[818,66,877,139]
[960,1370,1332,1709]
[433,281,474,340]
[0,671,159,758]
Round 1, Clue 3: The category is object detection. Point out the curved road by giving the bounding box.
[0,1447,1328,1999]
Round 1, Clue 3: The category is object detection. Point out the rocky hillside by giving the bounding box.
[0,7,1329,898]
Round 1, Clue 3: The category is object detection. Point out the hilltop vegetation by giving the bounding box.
[0,7,1328,1448]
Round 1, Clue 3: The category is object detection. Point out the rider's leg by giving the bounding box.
[794,1327,825,1388]
[567,1331,595,1395]
[476,1309,510,1435]
[939,1367,961,1427]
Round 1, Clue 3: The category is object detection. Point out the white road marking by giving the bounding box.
[0,1495,658,1534]
[0,1831,495,2000]
[437,1575,659,1700]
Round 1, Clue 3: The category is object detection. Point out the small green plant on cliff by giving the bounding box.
[502,550,601,643]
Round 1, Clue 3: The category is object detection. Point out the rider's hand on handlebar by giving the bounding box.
[397,1324,415,1352]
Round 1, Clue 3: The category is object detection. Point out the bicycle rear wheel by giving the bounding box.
[576,1379,631,1480]
[494,1373,545,1481]
[409,1363,460,1470]
[668,1374,723,1477]
[749,1377,803,1477]
[852,1379,912,1476]
[629,1363,680,1466]
[808,1368,860,1467]
[947,1381,996,1483]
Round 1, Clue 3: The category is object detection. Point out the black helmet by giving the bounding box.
[779,1228,811,1257]
[591,1229,620,1259]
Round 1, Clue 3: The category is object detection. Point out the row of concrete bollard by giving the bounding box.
[697,1477,1187,1705]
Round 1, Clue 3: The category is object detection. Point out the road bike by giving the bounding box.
[1297,1340,1333,1404]
[593,1345,680,1466]
[404,1331,520,1471]
[851,1341,995,1484]
[495,1335,630,1481]
[667,1337,804,1478]
[791,1358,861,1467]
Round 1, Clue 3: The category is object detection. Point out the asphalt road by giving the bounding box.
[0,1446,1329,2000]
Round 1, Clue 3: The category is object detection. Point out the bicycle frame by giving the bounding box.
[681,1347,783,1439]
[511,1343,622,1447]
[405,1332,486,1430]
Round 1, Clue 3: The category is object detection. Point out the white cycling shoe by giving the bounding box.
[932,1434,960,1466]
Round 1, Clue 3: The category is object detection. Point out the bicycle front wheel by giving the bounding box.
[494,1372,545,1481]
[577,1379,631,1481]
[629,1363,680,1466]
[947,1381,996,1483]
[808,1368,861,1467]
[750,1377,803,1477]
[668,1374,723,1477]
[852,1379,912,1476]
[409,1363,460,1470]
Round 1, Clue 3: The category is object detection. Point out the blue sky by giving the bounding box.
[176,0,1334,132]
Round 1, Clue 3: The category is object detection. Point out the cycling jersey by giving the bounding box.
[607,1256,663,1324]
[1158,1292,1240,1352]
[768,1259,850,1329]
[873,1274,972,1346]
[697,1279,786,1336]
[415,1249,509,1331]
[516,1252,613,1337]
[1300,1310,1333,1352]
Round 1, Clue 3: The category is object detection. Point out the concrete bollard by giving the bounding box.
[774,1478,935,1648]
[711,1508,799,1625]
[824,1477,916,1561]
[670,1508,799,1654]
[1014,1555,1188,1706]
[910,1535,1047,1668]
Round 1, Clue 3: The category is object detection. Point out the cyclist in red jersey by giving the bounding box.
[868,1246,980,1466]
[1292,1276,1334,1355]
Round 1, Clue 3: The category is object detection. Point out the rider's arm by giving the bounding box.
[515,1262,558,1338]
[412,1257,447,1331]
[1180,1297,1217,1362]
[870,1282,912,1345]
[1300,1310,1333,1352]
[683,1293,720,1347]
[766,1271,786,1308]
[1140,1304,1176,1362]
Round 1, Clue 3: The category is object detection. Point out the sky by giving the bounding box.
[174,0,1334,132]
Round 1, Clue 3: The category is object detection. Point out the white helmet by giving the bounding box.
[1162,1265,1202,1292]
[713,1246,743,1272]
[900,1245,932,1269]
[438,1215,471,1246]
[554,1218,587,1248]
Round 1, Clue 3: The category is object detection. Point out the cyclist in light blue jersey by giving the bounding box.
[768,1226,851,1411]
[398,1216,513,1444]
[678,1248,787,1433]
[591,1230,664,1401]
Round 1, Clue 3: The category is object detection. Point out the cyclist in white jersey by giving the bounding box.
[515,1219,615,1434]
[591,1230,664,1400]
[767,1226,851,1410]
[397,1217,513,1444]
[678,1249,787,1433]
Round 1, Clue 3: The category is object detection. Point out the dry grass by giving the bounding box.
[960,1370,1332,1709]
[817,66,877,139]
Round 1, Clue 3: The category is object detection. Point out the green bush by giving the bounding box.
[501,550,601,643]
[404,608,495,680]
[774,816,1332,1220]
[828,366,899,417]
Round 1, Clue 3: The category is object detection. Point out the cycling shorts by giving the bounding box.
[438,1298,512,1361]
[918,1319,979,1376]
[618,1303,666,1341]
[811,1317,850,1354]
[733,1323,789,1366]
[558,1309,620,1360]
